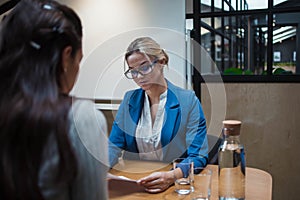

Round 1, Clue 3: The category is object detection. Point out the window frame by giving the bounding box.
[187,0,300,85]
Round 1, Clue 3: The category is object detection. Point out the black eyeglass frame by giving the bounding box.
[124,59,158,79]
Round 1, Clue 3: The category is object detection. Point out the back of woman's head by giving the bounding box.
[0,0,82,199]
[0,0,82,98]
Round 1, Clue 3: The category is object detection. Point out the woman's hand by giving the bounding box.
[137,171,175,193]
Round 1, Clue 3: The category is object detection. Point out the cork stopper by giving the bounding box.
[222,120,242,136]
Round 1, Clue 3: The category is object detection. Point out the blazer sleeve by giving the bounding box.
[184,91,208,170]
[108,93,129,168]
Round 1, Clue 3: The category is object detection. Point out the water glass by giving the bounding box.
[173,158,194,195]
[191,167,212,200]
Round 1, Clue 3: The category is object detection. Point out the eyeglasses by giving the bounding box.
[124,59,158,79]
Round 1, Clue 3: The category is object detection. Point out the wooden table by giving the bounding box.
[109,160,272,200]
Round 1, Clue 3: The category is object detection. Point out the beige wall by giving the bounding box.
[201,83,300,200]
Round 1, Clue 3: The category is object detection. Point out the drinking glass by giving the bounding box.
[191,167,212,200]
[173,158,194,195]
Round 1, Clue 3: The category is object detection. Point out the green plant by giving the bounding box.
[273,67,293,75]
[223,67,253,75]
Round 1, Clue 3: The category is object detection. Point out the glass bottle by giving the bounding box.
[218,120,246,200]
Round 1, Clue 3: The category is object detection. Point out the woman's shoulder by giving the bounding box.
[68,97,108,163]
[71,97,97,112]
[167,80,196,98]
[70,97,106,124]
[121,88,143,102]
[124,87,143,96]
[71,97,95,108]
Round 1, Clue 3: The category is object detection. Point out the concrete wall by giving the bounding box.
[201,83,300,200]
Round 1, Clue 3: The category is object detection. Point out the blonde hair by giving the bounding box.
[125,37,169,64]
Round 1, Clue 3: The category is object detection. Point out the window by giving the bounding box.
[186,0,300,82]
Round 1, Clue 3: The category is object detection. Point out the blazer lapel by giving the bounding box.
[161,89,181,148]
[126,90,144,151]
[125,85,181,158]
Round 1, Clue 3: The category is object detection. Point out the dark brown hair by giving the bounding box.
[0,0,82,199]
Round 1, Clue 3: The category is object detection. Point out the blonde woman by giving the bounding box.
[108,37,208,193]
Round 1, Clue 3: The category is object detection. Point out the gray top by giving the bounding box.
[39,99,108,200]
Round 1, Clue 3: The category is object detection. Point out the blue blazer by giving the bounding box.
[108,80,208,170]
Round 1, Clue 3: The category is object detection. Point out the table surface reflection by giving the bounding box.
[109,160,272,200]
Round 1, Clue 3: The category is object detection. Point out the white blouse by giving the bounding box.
[135,90,167,161]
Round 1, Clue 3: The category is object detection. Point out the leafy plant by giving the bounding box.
[273,67,293,75]
[223,67,253,75]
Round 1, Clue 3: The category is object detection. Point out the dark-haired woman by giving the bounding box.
[0,0,108,199]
